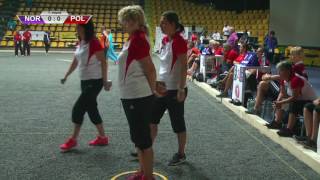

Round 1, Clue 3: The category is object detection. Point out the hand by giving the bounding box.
[155,81,167,97]
[177,89,186,102]
[314,99,320,106]
[103,80,112,91]
[273,101,281,109]
[262,74,271,81]
[60,78,67,84]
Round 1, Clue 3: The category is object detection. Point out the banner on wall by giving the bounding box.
[19,31,45,41]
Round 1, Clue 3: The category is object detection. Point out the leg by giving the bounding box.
[223,71,234,94]
[304,107,313,138]
[254,81,269,110]
[138,148,154,180]
[287,113,297,130]
[167,89,187,156]
[22,41,26,55]
[15,43,18,56]
[27,43,30,56]
[274,109,284,124]
[311,111,320,141]
[150,97,167,143]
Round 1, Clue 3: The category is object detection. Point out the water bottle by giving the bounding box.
[247,98,255,112]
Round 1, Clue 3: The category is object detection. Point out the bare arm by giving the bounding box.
[278,88,301,105]
[178,53,188,89]
[61,57,78,84]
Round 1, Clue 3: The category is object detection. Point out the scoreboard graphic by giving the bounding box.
[17,11,92,25]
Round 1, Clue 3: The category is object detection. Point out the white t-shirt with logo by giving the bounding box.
[159,33,188,90]
[74,39,103,80]
[118,30,152,99]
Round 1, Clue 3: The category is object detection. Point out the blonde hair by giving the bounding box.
[209,40,220,47]
[290,46,304,57]
[118,5,146,27]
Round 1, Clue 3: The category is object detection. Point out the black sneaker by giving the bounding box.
[294,135,308,142]
[168,153,186,166]
[266,121,281,129]
[216,92,228,98]
[277,128,293,137]
[303,139,317,152]
[130,151,138,157]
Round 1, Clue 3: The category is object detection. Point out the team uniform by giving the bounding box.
[118,30,154,150]
[151,32,188,134]
[72,39,105,125]
[22,31,31,56]
[14,32,22,56]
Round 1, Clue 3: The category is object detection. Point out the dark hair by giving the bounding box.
[162,10,184,33]
[270,30,275,36]
[241,43,249,51]
[78,19,95,42]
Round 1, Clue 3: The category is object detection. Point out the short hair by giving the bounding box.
[210,40,220,46]
[290,46,304,57]
[276,60,292,71]
[270,30,275,35]
[118,5,146,27]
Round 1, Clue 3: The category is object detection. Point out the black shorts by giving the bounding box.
[289,100,312,115]
[305,103,320,113]
[151,88,188,133]
[121,95,154,150]
[266,80,280,100]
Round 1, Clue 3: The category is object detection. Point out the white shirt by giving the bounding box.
[159,33,187,90]
[223,26,230,36]
[74,40,102,80]
[118,31,152,99]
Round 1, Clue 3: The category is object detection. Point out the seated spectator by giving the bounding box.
[266,61,317,138]
[227,27,238,49]
[222,43,238,72]
[301,98,320,151]
[250,46,307,115]
[239,30,249,44]
[187,41,201,75]
[211,31,221,40]
[212,40,223,56]
[216,43,249,98]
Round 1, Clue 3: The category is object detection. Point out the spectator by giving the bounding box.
[216,43,249,98]
[211,31,221,41]
[187,41,201,75]
[264,30,278,64]
[239,30,249,44]
[302,98,320,151]
[191,31,198,43]
[226,27,238,49]
[223,23,230,39]
[222,43,238,72]
[267,61,317,138]
[212,40,223,56]
[249,46,307,115]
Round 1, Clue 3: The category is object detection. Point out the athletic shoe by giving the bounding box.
[277,128,293,137]
[303,139,317,152]
[89,136,109,146]
[126,171,143,180]
[130,151,138,157]
[168,153,186,166]
[60,138,77,151]
[216,92,228,98]
[266,121,281,129]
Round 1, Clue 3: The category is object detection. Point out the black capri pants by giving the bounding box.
[121,95,154,150]
[72,79,103,125]
[151,88,188,133]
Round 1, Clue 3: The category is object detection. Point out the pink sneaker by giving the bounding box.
[89,136,109,146]
[60,138,77,151]
[126,172,143,180]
